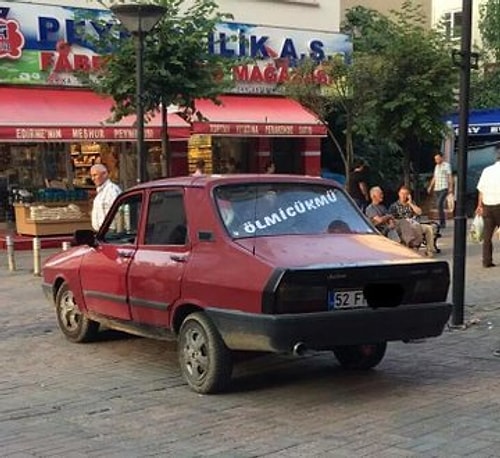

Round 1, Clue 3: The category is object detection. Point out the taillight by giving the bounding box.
[275,283,327,314]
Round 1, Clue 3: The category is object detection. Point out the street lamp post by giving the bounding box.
[110,3,166,184]
[452,0,477,326]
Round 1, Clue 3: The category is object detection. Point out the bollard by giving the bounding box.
[33,236,41,276]
[6,235,16,271]
[61,241,71,251]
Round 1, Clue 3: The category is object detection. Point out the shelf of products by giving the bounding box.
[71,142,119,187]
[188,135,213,174]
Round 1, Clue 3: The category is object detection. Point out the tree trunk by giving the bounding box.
[326,125,348,186]
[160,103,171,177]
[345,115,354,190]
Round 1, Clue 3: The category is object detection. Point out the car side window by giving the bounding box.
[145,190,187,246]
[101,194,142,245]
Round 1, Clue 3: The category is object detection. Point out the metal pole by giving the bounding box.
[452,0,473,326]
[33,236,41,276]
[6,235,16,271]
[135,25,147,184]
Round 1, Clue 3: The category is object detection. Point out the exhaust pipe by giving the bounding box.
[292,342,307,357]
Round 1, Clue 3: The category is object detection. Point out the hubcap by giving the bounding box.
[59,290,81,332]
[182,326,209,382]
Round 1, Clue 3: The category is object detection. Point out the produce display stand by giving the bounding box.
[14,201,91,236]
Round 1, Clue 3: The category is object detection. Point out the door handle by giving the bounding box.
[117,249,134,259]
[170,254,187,263]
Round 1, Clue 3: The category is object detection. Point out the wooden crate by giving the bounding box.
[14,202,92,236]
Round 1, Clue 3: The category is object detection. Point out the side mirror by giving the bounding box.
[73,229,96,247]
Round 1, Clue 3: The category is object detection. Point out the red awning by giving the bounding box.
[192,95,326,137]
[0,87,191,142]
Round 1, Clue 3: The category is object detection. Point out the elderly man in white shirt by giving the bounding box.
[476,146,500,268]
[90,164,122,231]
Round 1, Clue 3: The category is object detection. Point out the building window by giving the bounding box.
[442,11,463,40]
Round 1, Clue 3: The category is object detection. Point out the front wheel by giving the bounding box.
[178,312,233,394]
[333,342,387,370]
[55,282,99,343]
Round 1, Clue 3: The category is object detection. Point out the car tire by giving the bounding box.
[178,312,233,394]
[55,282,99,343]
[332,342,387,370]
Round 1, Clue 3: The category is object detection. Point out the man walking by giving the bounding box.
[476,145,500,268]
[427,152,453,229]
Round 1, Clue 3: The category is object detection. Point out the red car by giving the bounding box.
[42,175,451,393]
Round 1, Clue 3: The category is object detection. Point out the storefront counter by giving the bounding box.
[14,201,91,236]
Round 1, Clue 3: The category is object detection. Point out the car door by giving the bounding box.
[80,192,143,320]
[127,188,189,327]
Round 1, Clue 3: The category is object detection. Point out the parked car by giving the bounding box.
[42,174,451,394]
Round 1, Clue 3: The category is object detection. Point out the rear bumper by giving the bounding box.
[205,303,452,353]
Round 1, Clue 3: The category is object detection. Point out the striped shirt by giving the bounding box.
[433,161,451,191]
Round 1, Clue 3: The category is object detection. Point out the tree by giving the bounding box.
[87,0,234,181]
[470,0,500,109]
[479,0,500,62]
[350,1,456,187]
[283,1,456,189]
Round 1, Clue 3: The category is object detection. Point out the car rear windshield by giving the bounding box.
[214,183,374,239]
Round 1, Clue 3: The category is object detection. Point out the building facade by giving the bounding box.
[0,0,345,223]
[340,0,484,49]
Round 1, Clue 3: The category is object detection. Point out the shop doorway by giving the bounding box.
[271,138,303,174]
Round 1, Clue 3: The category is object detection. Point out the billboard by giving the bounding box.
[0,1,351,91]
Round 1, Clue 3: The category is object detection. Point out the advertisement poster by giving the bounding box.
[0,2,112,86]
[0,1,351,91]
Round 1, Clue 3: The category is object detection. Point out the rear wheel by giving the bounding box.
[55,282,99,343]
[178,312,233,394]
[333,342,387,370]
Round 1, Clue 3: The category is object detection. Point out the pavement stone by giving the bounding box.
[1,221,500,457]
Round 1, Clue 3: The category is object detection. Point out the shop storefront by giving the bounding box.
[0,86,190,188]
[0,1,349,228]
[0,86,190,227]
[187,95,326,175]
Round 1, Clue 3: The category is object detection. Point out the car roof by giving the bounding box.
[130,174,340,191]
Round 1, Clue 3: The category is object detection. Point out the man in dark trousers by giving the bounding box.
[348,159,369,210]
[476,145,500,268]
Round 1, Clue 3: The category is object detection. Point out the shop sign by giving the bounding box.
[0,2,113,86]
[0,126,162,141]
[453,125,500,136]
[209,22,351,95]
[0,3,349,92]
[193,122,325,137]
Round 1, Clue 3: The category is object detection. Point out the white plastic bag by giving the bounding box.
[469,214,484,243]
[446,193,455,213]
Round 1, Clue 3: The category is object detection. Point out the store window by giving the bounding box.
[187,135,253,175]
[212,137,251,173]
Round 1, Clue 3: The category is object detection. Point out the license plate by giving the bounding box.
[328,290,367,310]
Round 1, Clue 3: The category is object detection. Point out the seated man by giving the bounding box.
[365,186,400,242]
[389,185,435,257]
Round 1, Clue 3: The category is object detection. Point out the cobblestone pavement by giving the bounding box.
[1,226,500,457]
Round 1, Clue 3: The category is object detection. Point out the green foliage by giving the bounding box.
[284,0,456,186]
[479,0,500,61]
[471,0,500,109]
[86,0,234,121]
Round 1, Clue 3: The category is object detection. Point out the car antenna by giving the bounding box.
[252,178,260,256]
